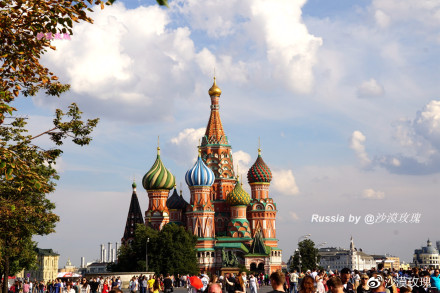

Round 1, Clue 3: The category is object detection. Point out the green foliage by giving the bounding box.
[0,106,98,292]
[289,239,320,273]
[111,224,198,275]
[0,239,37,278]
[156,0,169,8]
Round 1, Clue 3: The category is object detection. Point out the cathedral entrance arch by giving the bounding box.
[250,263,257,271]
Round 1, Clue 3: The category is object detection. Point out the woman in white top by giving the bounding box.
[80,279,90,293]
[249,274,258,293]
[63,284,75,293]
[315,270,325,293]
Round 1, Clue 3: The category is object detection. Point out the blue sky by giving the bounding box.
[17,0,440,268]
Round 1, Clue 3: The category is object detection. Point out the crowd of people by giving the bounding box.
[3,265,439,293]
[4,277,124,293]
[278,265,439,293]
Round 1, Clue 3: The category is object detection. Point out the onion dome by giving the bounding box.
[166,188,188,210]
[247,148,272,183]
[185,149,215,187]
[208,77,222,96]
[132,181,137,189]
[226,177,251,206]
[142,147,175,190]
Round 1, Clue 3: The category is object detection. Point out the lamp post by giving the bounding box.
[146,237,150,272]
[315,242,327,267]
[297,234,311,274]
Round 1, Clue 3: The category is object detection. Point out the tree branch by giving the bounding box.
[30,127,57,140]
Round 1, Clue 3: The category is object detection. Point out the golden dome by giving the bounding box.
[208,77,222,96]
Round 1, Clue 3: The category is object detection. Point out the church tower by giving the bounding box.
[200,78,235,235]
[121,181,144,245]
[166,187,188,225]
[226,176,252,239]
[185,148,216,239]
[247,147,278,247]
[143,145,175,230]
[185,147,216,271]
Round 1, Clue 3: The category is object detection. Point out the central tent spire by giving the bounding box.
[202,77,228,146]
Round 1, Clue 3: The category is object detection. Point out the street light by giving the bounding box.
[146,237,150,272]
[315,242,327,267]
[297,234,311,274]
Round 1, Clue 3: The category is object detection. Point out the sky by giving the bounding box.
[14,0,440,268]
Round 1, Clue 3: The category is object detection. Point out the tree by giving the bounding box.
[1,0,168,289]
[289,239,320,273]
[110,223,199,275]
[0,106,98,293]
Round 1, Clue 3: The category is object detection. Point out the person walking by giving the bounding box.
[356,274,369,293]
[163,275,173,293]
[102,280,109,293]
[249,274,258,293]
[80,279,90,293]
[290,270,299,293]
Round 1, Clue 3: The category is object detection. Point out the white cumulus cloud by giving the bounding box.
[372,0,440,29]
[232,150,252,179]
[357,78,384,98]
[361,188,385,200]
[350,131,371,167]
[166,128,206,166]
[177,0,322,94]
[289,211,300,221]
[414,100,440,149]
[271,169,299,196]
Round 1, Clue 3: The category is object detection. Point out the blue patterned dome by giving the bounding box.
[185,151,215,187]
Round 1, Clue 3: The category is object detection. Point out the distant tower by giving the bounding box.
[81,257,85,268]
[108,243,112,262]
[200,77,236,236]
[247,147,277,247]
[121,182,145,245]
[100,244,105,262]
[115,242,119,262]
[350,236,355,251]
[143,144,175,230]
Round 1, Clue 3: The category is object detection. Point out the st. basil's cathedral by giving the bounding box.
[121,78,282,274]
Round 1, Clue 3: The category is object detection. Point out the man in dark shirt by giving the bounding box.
[224,274,236,293]
[89,278,99,293]
[163,274,173,293]
[268,271,285,293]
[341,268,354,293]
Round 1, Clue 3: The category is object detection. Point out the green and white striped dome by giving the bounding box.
[142,147,175,190]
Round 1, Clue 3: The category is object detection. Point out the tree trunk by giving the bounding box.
[2,254,9,293]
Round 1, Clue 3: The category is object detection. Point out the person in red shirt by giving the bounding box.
[102,279,109,293]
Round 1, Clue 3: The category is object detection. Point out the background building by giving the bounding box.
[58,258,77,273]
[319,237,376,271]
[24,248,59,282]
[413,239,440,268]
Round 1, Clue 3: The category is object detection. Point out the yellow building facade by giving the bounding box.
[24,248,59,282]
